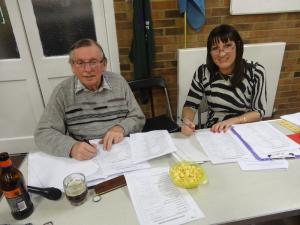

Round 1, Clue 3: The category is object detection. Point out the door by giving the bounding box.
[0,0,44,153]
[19,0,120,104]
[1,0,119,153]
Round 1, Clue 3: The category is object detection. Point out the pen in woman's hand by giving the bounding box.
[181,118,195,132]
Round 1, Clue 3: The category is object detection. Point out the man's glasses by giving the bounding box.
[210,43,235,56]
[72,58,105,69]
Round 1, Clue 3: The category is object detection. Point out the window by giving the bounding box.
[0,0,20,59]
[32,0,96,56]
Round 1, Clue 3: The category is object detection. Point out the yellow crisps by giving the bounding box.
[169,162,208,189]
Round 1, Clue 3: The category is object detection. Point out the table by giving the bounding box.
[1,121,300,225]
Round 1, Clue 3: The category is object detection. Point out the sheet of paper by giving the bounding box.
[281,112,300,127]
[195,130,254,164]
[130,130,177,164]
[277,120,300,133]
[238,159,288,171]
[90,138,150,176]
[28,152,99,190]
[232,121,300,159]
[172,136,209,163]
[125,167,204,225]
[86,174,119,187]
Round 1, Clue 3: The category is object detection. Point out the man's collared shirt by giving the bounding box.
[75,76,112,94]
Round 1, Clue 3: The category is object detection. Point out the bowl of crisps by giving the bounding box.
[169,161,208,189]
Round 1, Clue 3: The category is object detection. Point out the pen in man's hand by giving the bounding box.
[83,139,93,147]
[181,118,195,131]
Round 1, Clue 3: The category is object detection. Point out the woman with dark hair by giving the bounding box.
[181,24,267,135]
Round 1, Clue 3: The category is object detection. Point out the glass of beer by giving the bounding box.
[63,173,88,206]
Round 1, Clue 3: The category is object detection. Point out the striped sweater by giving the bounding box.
[184,60,267,128]
[34,72,145,157]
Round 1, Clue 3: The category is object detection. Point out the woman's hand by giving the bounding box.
[181,118,196,136]
[211,112,260,133]
[210,117,238,133]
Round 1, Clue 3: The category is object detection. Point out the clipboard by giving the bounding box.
[231,125,300,161]
[94,175,127,195]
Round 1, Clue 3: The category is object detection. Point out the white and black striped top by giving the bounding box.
[184,60,267,128]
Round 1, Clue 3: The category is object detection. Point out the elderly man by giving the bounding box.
[34,39,145,160]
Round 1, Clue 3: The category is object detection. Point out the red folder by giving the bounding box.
[287,133,300,144]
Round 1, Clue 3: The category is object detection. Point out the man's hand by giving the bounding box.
[100,125,125,150]
[70,142,97,160]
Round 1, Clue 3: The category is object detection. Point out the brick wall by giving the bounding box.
[114,0,300,119]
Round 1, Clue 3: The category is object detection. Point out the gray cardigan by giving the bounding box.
[34,72,145,157]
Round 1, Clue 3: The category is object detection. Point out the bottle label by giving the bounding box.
[3,187,22,198]
[6,194,29,212]
[3,188,28,212]
[0,158,12,167]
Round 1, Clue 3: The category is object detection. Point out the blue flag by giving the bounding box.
[178,0,205,32]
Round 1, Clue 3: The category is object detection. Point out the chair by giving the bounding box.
[128,76,180,133]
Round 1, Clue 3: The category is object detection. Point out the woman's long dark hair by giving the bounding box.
[206,24,245,87]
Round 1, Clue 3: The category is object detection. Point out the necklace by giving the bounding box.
[218,72,232,85]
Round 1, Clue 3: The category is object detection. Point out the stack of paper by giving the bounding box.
[28,130,176,190]
[90,138,150,177]
[194,121,300,164]
[232,122,300,160]
[28,152,99,190]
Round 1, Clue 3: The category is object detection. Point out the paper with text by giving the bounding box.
[90,138,150,176]
[172,136,209,163]
[232,122,300,160]
[195,130,254,164]
[125,168,204,225]
[130,130,177,163]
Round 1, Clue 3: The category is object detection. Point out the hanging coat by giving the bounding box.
[178,0,205,32]
[129,0,154,80]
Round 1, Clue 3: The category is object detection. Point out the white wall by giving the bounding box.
[230,0,300,15]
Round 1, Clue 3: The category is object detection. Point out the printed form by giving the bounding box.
[125,167,204,225]
[172,136,209,163]
[130,130,177,163]
[90,138,150,177]
[232,122,300,159]
[195,130,254,164]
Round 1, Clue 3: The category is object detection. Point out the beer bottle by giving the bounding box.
[0,152,34,220]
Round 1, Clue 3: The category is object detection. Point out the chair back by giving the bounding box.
[128,76,174,121]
